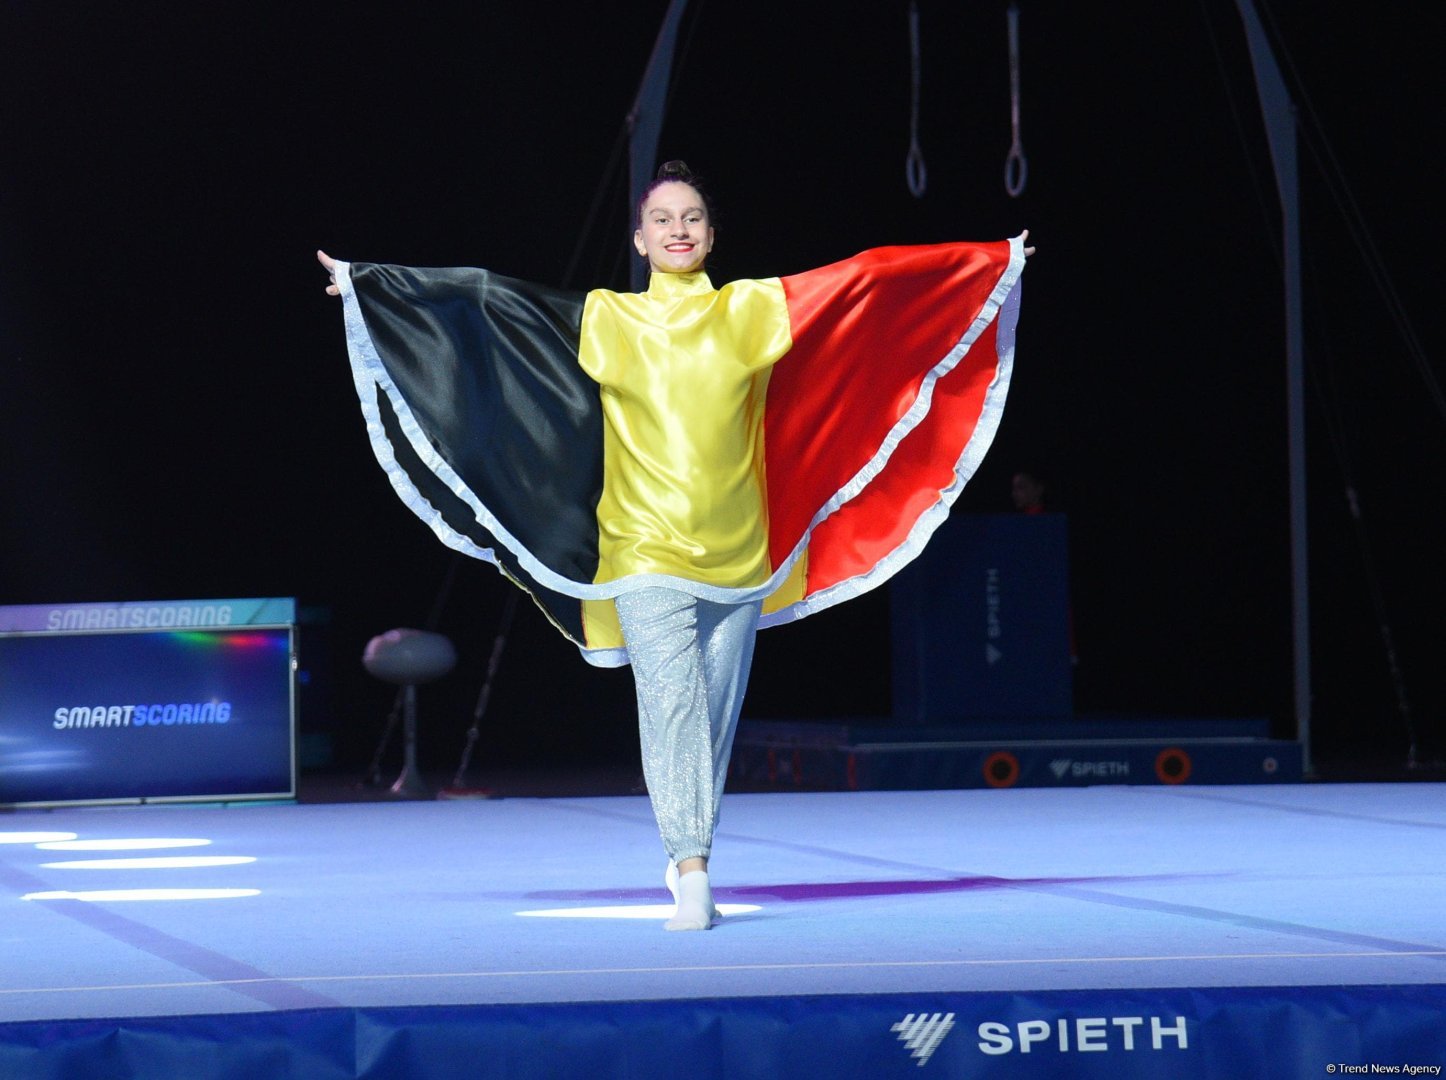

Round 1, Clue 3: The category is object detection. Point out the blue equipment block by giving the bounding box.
[892,514,1072,722]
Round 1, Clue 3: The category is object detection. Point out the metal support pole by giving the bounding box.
[390,684,430,798]
[1236,0,1311,772]
[627,0,689,292]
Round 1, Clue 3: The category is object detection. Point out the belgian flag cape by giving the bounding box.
[335,238,1025,666]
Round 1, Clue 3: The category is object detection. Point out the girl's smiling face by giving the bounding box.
[633,181,714,274]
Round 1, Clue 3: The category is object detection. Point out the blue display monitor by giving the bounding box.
[0,624,296,807]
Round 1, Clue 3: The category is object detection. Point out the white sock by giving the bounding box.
[665,869,717,932]
[665,860,679,904]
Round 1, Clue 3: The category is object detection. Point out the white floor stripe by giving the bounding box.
[3,949,1443,997]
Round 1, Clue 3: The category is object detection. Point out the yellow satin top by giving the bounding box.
[578,270,793,589]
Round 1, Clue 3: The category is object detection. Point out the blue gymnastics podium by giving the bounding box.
[891,513,1073,724]
[735,515,1301,788]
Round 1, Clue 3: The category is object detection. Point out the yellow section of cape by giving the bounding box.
[576,270,795,651]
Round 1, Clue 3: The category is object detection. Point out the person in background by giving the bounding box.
[1012,468,1049,514]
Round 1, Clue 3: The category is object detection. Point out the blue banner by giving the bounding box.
[3,984,1442,1078]
[0,597,296,634]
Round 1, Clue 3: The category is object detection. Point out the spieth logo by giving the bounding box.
[978,1015,1189,1054]
[984,568,1002,666]
[1050,758,1131,780]
[892,1013,955,1066]
[890,1017,960,1069]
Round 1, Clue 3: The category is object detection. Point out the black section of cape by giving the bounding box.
[347,264,599,642]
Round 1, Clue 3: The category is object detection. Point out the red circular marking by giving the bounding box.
[1155,747,1192,785]
[982,751,1020,788]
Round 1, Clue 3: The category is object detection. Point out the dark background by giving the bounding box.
[4,1,1442,776]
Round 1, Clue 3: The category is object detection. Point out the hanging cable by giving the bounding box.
[1254,0,1445,430]
[446,590,518,793]
[1305,306,1420,766]
[905,0,927,198]
[1003,2,1028,197]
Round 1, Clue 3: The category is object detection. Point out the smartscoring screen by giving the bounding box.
[0,624,295,806]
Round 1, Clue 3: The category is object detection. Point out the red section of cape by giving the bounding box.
[768,242,1014,597]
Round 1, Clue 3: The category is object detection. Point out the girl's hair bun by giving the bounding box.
[656,159,695,182]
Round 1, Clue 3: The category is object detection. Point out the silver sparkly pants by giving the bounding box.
[614,587,762,863]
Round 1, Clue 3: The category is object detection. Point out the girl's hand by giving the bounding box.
[317,249,339,296]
